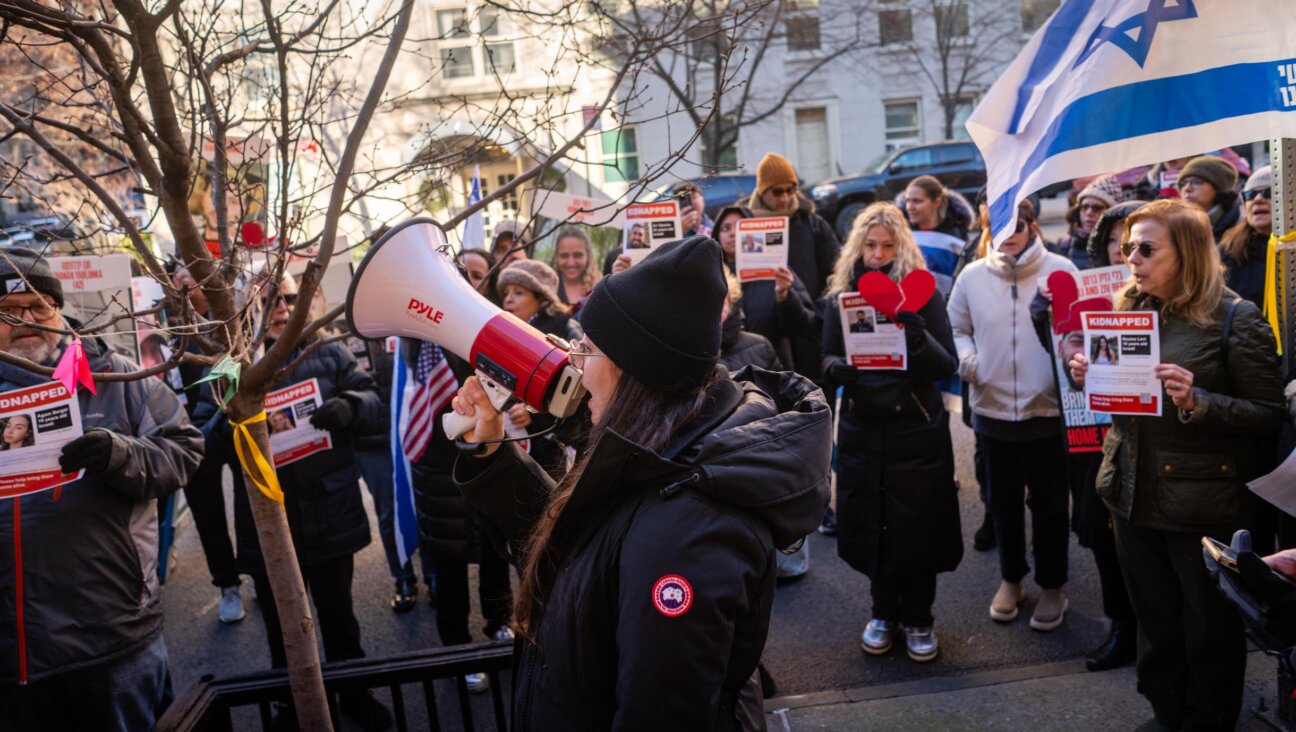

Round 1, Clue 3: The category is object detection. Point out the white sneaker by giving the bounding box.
[464,672,490,694]
[218,585,245,624]
[492,626,515,642]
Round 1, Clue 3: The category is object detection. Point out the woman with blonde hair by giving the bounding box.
[550,226,600,313]
[1069,199,1285,731]
[822,202,962,662]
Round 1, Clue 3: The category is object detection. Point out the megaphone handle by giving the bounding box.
[441,373,512,440]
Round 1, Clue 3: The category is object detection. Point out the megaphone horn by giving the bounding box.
[346,218,586,439]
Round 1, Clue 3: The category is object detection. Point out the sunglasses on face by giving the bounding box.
[1015,216,1035,234]
[1121,240,1156,259]
[1079,202,1108,213]
[768,185,797,197]
[264,292,299,307]
[1242,187,1271,202]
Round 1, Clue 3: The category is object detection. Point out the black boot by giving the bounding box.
[1085,619,1136,671]
[972,508,996,551]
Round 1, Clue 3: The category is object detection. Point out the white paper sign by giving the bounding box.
[529,190,624,228]
[838,293,907,370]
[1082,311,1162,416]
[265,378,333,467]
[0,382,85,498]
[622,201,681,263]
[734,217,789,283]
[1040,264,1131,301]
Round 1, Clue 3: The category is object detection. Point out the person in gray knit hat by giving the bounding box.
[1220,165,1274,306]
[1176,155,1241,241]
[496,259,580,343]
[448,235,832,731]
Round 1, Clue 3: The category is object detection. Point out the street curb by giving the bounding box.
[765,659,1090,712]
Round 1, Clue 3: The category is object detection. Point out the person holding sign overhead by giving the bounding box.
[821,202,962,662]
[1067,199,1285,732]
[0,249,203,732]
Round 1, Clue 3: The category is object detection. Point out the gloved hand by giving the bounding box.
[827,358,861,385]
[59,429,123,476]
[310,397,354,432]
[894,311,927,348]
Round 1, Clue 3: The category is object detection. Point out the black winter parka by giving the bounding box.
[454,367,831,731]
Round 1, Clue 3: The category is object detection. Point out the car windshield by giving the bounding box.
[866,151,896,174]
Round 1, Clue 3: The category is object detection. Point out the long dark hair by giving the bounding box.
[1,414,34,450]
[514,370,715,639]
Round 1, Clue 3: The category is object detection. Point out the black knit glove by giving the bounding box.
[827,358,860,385]
[59,429,123,476]
[894,311,927,348]
[310,397,354,432]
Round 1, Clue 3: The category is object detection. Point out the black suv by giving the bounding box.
[809,140,985,237]
[651,174,757,221]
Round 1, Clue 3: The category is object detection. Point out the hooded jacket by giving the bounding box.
[948,239,1078,422]
[0,333,203,684]
[1086,201,1147,268]
[454,366,831,731]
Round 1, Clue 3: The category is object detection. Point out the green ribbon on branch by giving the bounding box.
[186,355,242,404]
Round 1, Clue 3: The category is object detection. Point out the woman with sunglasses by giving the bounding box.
[948,198,1079,632]
[1069,199,1285,731]
[1219,166,1273,308]
[450,237,831,730]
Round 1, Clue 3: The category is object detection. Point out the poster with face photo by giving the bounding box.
[265,378,333,466]
[734,217,788,283]
[1081,311,1161,416]
[0,382,85,498]
[837,293,906,370]
[1050,326,1113,453]
[622,201,681,263]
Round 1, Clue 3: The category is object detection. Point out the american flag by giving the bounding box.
[401,341,457,463]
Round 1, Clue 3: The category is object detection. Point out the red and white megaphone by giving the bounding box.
[346,218,586,439]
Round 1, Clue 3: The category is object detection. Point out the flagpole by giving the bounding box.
[1274,138,1296,374]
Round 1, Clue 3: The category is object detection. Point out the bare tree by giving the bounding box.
[0,0,738,725]
[893,0,1021,140]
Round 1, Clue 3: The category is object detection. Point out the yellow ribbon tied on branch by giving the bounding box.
[231,411,285,506]
[1263,230,1296,356]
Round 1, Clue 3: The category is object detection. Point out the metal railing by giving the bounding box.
[156,641,513,732]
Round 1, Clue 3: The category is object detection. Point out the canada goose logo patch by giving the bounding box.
[652,575,692,617]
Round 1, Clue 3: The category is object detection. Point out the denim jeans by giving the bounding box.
[0,634,173,732]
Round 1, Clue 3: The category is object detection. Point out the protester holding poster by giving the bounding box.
[230,275,392,729]
[948,198,1077,633]
[0,249,203,732]
[822,203,962,662]
[1067,200,1285,731]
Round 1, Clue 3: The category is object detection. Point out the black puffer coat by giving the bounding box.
[1220,227,1268,308]
[1086,201,1146,268]
[719,307,781,372]
[1097,292,1285,532]
[455,367,831,731]
[233,340,380,572]
[822,267,962,577]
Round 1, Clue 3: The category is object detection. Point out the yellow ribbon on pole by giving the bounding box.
[1263,231,1296,356]
[230,411,285,506]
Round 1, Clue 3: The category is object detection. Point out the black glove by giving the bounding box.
[310,397,355,432]
[59,429,122,476]
[894,311,927,348]
[827,358,861,385]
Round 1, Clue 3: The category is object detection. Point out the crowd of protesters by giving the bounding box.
[1,144,1294,732]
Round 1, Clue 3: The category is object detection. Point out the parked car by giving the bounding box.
[810,140,986,238]
[651,174,756,222]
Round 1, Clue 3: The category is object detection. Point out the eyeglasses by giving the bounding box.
[1242,187,1271,202]
[1121,240,1156,259]
[1176,176,1206,190]
[768,185,798,197]
[567,339,606,370]
[0,299,57,322]
[1079,202,1108,213]
[264,292,299,307]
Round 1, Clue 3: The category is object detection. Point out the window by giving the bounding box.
[1020,0,1060,32]
[950,98,976,139]
[434,4,518,81]
[600,128,640,183]
[892,146,933,170]
[702,113,740,172]
[786,16,820,51]
[934,143,979,166]
[884,100,921,149]
[935,1,969,38]
[878,8,913,44]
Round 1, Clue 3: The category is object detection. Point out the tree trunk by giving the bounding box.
[230,392,333,732]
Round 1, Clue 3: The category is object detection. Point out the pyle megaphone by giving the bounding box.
[346,218,586,439]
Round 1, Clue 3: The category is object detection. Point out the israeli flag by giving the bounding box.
[461,165,485,249]
[968,0,1296,244]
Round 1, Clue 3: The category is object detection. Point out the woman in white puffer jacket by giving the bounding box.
[947,199,1077,633]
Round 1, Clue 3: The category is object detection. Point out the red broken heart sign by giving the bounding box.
[856,270,937,321]
[1048,270,1111,334]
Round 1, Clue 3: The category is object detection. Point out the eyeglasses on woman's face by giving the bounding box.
[567,338,606,370]
[1121,240,1157,260]
[1242,187,1271,202]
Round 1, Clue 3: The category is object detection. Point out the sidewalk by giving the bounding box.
[765,650,1286,731]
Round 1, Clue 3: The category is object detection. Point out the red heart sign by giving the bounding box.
[856,270,938,320]
[1048,270,1110,334]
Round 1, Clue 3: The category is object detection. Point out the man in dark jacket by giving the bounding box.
[736,153,840,382]
[0,250,204,732]
[232,275,392,729]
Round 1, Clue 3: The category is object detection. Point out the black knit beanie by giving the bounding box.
[0,248,64,307]
[579,236,725,389]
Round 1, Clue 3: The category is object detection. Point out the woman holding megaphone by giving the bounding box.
[450,237,831,730]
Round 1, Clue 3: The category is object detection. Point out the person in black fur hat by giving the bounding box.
[448,236,833,730]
